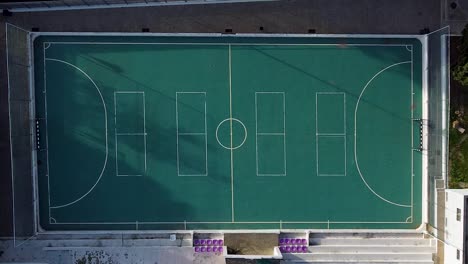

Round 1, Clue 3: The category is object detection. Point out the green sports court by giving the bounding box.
[33,35,422,231]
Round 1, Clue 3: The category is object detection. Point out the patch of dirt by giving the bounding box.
[224,233,278,255]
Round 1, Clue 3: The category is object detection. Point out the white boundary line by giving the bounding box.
[315,92,346,177]
[255,92,286,176]
[43,44,52,221]
[410,46,414,221]
[49,220,411,225]
[33,38,422,228]
[31,31,423,38]
[354,60,412,208]
[46,58,109,209]
[44,42,414,47]
[114,91,147,177]
[175,92,208,177]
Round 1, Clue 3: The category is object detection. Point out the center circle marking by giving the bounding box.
[215,118,248,150]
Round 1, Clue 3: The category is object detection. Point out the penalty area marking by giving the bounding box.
[45,58,109,210]
[354,60,412,208]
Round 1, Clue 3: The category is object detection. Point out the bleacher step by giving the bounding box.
[282,252,433,261]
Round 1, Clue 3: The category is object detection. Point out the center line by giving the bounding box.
[229,44,235,222]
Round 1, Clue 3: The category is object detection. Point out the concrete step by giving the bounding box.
[307,245,436,253]
[281,261,434,264]
[309,238,432,246]
[37,233,193,247]
[40,238,192,247]
[282,252,433,262]
[309,232,424,239]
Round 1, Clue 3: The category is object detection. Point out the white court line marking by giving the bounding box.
[215,118,248,150]
[115,91,144,94]
[255,92,286,176]
[116,133,147,136]
[50,220,411,225]
[46,58,108,209]
[315,92,346,177]
[114,91,147,177]
[114,92,119,177]
[44,42,51,49]
[143,92,147,171]
[204,95,208,176]
[354,61,412,208]
[41,42,416,225]
[142,92,147,173]
[175,93,180,176]
[316,136,346,177]
[229,44,234,222]
[42,44,52,220]
[175,92,208,176]
[410,46,414,220]
[48,42,413,47]
[315,92,346,135]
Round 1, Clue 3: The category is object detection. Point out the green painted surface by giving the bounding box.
[34,36,423,230]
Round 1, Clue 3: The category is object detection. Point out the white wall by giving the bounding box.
[444,189,467,264]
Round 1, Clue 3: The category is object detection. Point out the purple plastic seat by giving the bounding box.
[194,239,200,246]
[212,240,218,246]
[207,239,212,245]
[279,238,285,244]
[194,246,201,252]
[291,246,298,253]
[200,239,206,245]
[285,246,291,252]
[207,246,212,252]
[301,238,307,245]
[218,246,224,253]
[218,239,224,245]
[302,246,308,252]
[200,246,206,252]
[295,239,302,244]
